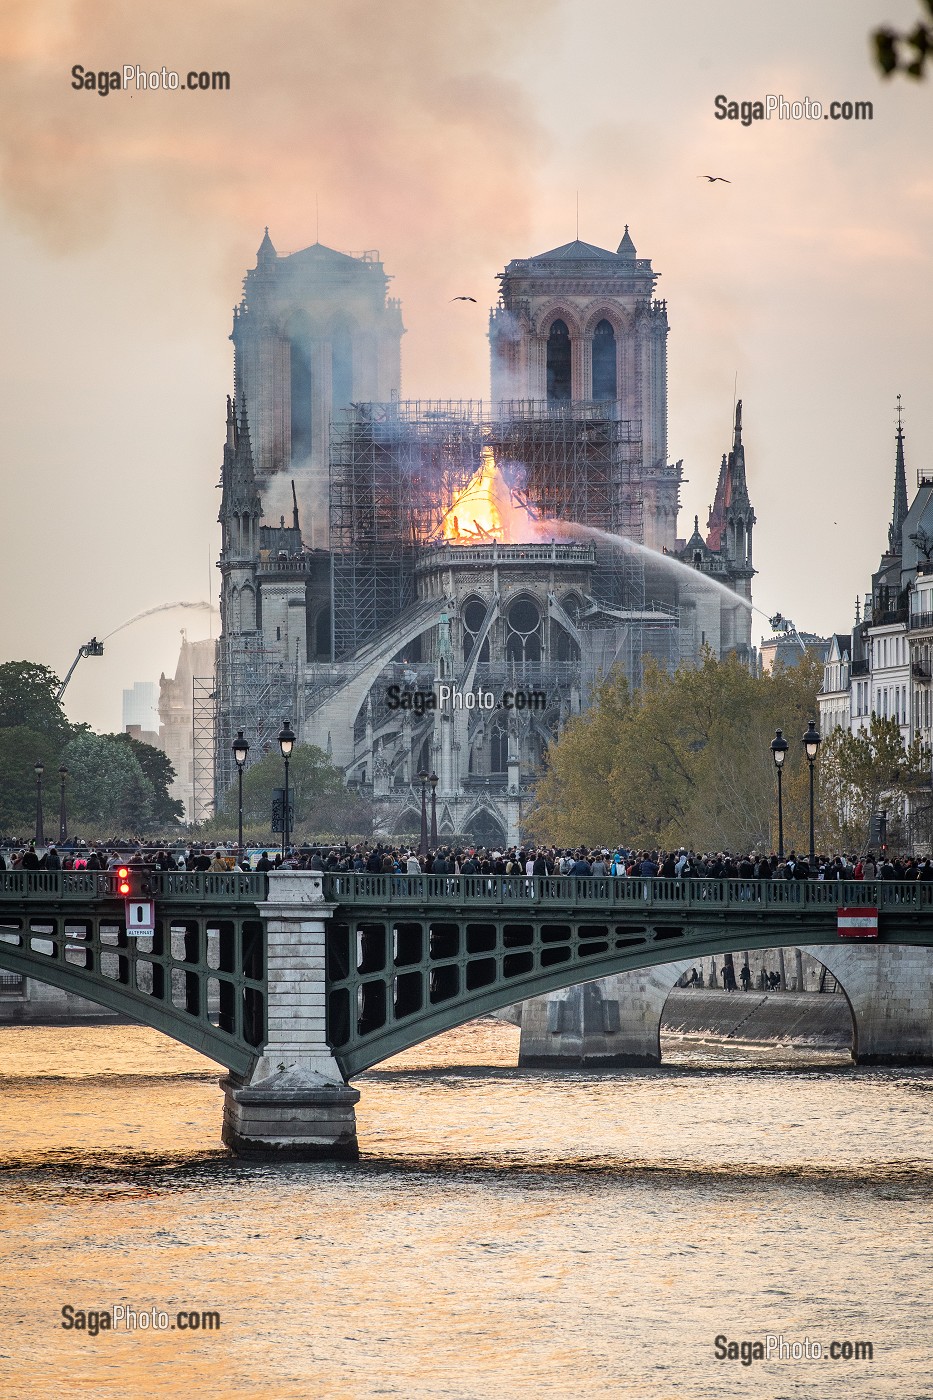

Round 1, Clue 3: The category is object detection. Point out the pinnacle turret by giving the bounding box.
[888,393,909,555]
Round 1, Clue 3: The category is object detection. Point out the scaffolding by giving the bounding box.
[213,638,300,803]
[329,402,488,657]
[191,677,216,824]
[328,399,653,659]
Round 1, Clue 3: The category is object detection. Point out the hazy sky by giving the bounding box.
[1,0,931,731]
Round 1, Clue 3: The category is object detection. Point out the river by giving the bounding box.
[0,1020,930,1399]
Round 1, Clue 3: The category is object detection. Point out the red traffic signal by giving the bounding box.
[116,866,131,896]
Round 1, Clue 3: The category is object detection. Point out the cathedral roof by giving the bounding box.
[528,239,621,262]
[281,242,378,271]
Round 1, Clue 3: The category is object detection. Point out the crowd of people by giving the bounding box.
[3,839,933,881]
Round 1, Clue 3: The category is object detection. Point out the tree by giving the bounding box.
[0,727,66,834]
[208,742,372,841]
[111,733,183,828]
[527,651,824,854]
[0,661,70,738]
[61,731,157,836]
[875,2,933,78]
[819,715,930,852]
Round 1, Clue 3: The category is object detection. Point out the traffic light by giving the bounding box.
[116,865,131,896]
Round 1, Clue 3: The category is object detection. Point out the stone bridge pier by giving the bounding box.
[222,872,360,1160]
[513,946,933,1067]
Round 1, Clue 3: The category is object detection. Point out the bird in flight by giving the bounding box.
[698,175,731,183]
[451,295,477,302]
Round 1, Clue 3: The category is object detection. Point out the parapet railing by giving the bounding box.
[321,874,933,912]
[0,871,269,903]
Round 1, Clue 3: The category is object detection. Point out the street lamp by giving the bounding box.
[58,765,68,844]
[418,768,429,856]
[277,719,295,858]
[802,719,822,865]
[770,729,789,860]
[34,760,44,845]
[429,771,439,848]
[232,730,249,857]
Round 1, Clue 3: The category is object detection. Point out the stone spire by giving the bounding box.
[256,226,277,267]
[888,393,909,555]
[218,395,262,526]
[728,398,750,507]
[616,225,637,260]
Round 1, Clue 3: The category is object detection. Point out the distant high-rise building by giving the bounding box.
[122,681,159,733]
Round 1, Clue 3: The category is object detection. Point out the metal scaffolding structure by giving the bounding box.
[191,677,217,824]
[213,639,300,803]
[328,399,657,663]
[329,402,488,658]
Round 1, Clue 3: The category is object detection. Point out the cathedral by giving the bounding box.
[214,229,756,845]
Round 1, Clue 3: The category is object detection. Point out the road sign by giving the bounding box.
[125,899,155,935]
[837,906,878,938]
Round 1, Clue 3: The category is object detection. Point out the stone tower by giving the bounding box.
[231,231,405,547]
[488,228,676,548]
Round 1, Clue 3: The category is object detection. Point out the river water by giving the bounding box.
[1,1020,931,1399]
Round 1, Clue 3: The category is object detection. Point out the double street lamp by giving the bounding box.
[232,730,250,856]
[34,760,44,845]
[803,719,822,864]
[58,765,68,844]
[769,723,822,863]
[770,730,788,860]
[278,719,296,858]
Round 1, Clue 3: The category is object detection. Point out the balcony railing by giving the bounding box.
[910,611,933,632]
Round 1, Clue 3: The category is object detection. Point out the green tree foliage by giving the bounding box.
[0,727,65,834]
[0,661,70,737]
[819,714,929,852]
[528,651,824,853]
[208,743,371,841]
[875,2,933,77]
[111,733,183,827]
[61,731,159,836]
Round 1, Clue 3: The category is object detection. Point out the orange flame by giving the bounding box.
[441,447,540,544]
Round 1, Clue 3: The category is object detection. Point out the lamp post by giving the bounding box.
[34,760,44,845]
[429,770,439,848]
[770,729,788,860]
[232,730,249,857]
[418,768,429,856]
[58,765,68,844]
[802,719,822,865]
[277,720,295,859]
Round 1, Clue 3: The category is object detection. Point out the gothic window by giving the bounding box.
[240,585,255,632]
[591,319,616,401]
[462,596,490,663]
[490,720,509,772]
[290,338,313,462]
[331,322,353,414]
[546,319,572,403]
[553,625,579,663]
[315,605,331,659]
[506,595,542,666]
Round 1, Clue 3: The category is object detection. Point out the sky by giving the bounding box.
[1,0,931,732]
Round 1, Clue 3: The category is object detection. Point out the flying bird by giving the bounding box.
[450,296,477,302]
[698,175,731,183]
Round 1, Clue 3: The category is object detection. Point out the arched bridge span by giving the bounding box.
[321,873,933,1077]
[1,871,932,1083]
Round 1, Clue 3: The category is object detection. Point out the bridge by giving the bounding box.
[1,869,932,1158]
